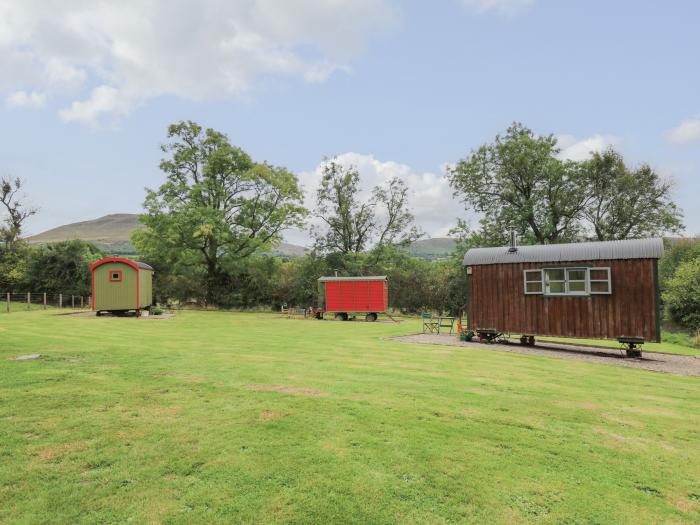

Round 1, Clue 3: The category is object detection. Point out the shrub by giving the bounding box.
[663,258,700,331]
[151,307,164,316]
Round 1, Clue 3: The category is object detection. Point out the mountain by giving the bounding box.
[26,214,143,254]
[405,237,457,260]
[26,213,309,257]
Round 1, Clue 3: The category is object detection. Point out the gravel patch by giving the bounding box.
[392,333,700,377]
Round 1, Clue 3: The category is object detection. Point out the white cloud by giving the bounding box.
[286,152,464,246]
[0,0,398,125]
[556,134,620,161]
[666,115,700,145]
[5,90,46,109]
[457,0,534,16]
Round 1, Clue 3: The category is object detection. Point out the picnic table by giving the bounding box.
[437,316,456,334]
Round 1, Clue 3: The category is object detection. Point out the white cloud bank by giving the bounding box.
[556,133,620,161]
[0,0,398,126]
[666,115,700,145]
[285,152,465,246]
[458,0,534,16]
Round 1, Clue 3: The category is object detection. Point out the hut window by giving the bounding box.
[109,270,122,282]
[566,268,587,294]
[589,267,611,294]
[544,268,566,294]
[523,270,543,294]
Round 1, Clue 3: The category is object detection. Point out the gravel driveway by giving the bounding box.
[392,333,700,377]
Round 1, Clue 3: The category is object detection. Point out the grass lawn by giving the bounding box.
[1,311,699,524]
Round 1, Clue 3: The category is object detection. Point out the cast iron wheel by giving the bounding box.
[520,335,528,345]
[334,312,348,321]
[365,313,378,322]
[527,336,536,346]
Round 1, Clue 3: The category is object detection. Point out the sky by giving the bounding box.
[1,0,699,246]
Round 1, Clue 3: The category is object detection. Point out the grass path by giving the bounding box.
[1,311,699,524]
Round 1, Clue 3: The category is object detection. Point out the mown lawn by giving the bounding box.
[1,311,699,524]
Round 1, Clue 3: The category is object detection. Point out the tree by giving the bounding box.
[133,121,307,305]
[581,149,683,240]
[659,238,700,291]
[0,177,37,251]
[24,240,104,295]
[663,258,700,331]
[312,159,421,254]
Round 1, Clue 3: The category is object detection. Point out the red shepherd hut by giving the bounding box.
[316,276,389,321]
[462,238,664,348]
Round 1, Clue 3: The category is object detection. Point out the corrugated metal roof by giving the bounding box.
[318,275,387,282]
[136,261,154,271]
[463,238,664,266]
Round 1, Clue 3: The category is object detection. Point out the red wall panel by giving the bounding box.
[325,280,388,312]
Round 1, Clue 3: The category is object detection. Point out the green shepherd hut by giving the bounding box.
[90,257,154,315]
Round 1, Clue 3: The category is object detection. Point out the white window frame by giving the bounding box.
[544,268,568,295]
[522,266,613,296]
[588,267,612,295]
[565,267,588,295]
[523,269,544,295]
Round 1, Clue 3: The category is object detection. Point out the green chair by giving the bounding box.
[422,312,438,334]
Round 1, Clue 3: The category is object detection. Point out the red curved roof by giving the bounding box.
[89,257,153,272]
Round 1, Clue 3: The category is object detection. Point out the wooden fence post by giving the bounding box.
[27,292,30,310]
[43,293,47,309]
[80,296,84,309]
[59,293,62,308]
[71,295,75,309]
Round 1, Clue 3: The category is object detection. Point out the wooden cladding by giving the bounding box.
[467,258,660,341]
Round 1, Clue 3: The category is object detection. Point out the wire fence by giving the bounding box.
[0,293,91,314]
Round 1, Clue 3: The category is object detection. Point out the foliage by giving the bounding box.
[449,123,685,245]
[312,159,421,254]
[581,149,683,240]
[23,240,105,296]
[659,237,700,291]
[133,121,307,306]
[663,258,700,331]
[0,177,37,251]
[448,123,587,245]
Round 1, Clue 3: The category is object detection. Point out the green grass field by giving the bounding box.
[1,311,699,524]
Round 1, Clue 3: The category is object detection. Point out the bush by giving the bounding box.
[663,258,700,331]
[151,307,164,315]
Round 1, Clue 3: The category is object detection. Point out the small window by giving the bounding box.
[566,268,587,294]
[524,270,543,294]
[589,267,611,294]
[109,270,122,282]
[544,268,566,294]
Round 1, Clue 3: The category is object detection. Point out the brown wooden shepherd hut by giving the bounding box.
[462,237,664,343]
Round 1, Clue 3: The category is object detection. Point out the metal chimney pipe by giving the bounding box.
[508,231,518,252]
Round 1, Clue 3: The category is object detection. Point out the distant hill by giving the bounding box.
[27,214,143,254]
[26,213,310,257]
[405,237,457,260]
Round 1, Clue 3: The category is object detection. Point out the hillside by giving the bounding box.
[26,214,309,257]
[404,237,457,260]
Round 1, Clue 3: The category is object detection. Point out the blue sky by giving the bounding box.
[1,0,699,245]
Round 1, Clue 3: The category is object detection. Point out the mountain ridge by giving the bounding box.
[26,214,456,259]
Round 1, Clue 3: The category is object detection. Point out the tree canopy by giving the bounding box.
[312,159,421,254]
[449,123,684,246]
[133,121,307,305]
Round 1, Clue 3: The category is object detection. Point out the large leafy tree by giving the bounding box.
[312,159,421,254]
[133,121,306,305]
[448,123,587,245]
[581,149,683,240]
